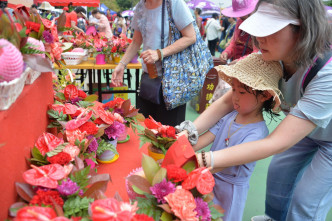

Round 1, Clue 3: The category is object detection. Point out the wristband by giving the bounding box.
[119,60,127,68]
[209,151,214,169]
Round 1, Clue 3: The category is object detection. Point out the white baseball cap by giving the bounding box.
[239,2,300,37]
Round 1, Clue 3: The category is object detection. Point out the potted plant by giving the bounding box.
[109,34,132,64]
[135,116,177,161]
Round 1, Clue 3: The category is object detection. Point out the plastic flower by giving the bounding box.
[16,206,57,221]
[165,164,188,182]
[150,179,176,204]
[104,121,126,140]
[79,121,99,135]
[194,197,211,221]
[47,152,72,165]
[43,30,54,43]
[182,167,215,195]
[35,133,64,156]
[30,189,64,207]
[23,164,66,188]
[87,136,99,153]
[164,186,197,221]
[91,198,137,221]
[57,178,80,196]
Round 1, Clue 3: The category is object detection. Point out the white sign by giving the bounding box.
[8,0,34,7]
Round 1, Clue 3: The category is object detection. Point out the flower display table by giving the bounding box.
[0,72,53,220]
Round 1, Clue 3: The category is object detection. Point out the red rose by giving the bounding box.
[111,46,117,53]
[165,164,188,182]
[79,121,99,135]
[47,152,72,165]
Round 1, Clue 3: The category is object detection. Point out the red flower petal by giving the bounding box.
[16,206,57,221]
[95,106,115,125]
[35,133,64,156]
[64,85,79,100]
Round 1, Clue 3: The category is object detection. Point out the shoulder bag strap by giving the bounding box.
[241,35,251,57]
[302,50,332,92]
[161,0,165,74]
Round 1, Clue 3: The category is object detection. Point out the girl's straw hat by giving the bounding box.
[215,53,283,111]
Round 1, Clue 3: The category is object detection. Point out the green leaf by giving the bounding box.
[152,167,167,186]
[160,211,173,221]
[77,101,94,108]
[142,154,160,185]
[46,143,67,157]
[63,196,94,218]
[135,195,162,220]
[97,139,118,156]
[83,94,98,102]
[132,185,146,195]
[56,92,66,101]
[69,166,91,190]
[182,160,197,173]
[38,24,44,39]
[31,147,45,160]
[209,201,224,220]
[19,27,27,38]
[127,175,151,194]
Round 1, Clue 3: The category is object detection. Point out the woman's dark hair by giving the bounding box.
[195,8,202,15]
[31,4,38,9]
[242,84,279,119]
[91,9,100,15]
[74,6,86,15]
[212,13,219,19]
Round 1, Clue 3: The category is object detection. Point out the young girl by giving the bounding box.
[193,53,283,221]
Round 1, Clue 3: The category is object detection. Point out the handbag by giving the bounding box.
[219,23,235,49]
[162,0,213,110]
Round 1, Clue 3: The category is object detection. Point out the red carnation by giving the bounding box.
[30,189,64,207]
[78,90,87,99]
[94,117,106,125]
[79,121,99,135]
[165,164,188,182]
[111,46,117,53]
[161,126,176,138]
[132,214,154,221]
[47,152,72,165]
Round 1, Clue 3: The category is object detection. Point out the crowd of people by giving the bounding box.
[24,0,332,220]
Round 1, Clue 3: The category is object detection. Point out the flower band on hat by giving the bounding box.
[239,2,300,37]
[215,53,283,112]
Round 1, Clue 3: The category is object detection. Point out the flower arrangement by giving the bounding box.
[109,33,132,57]
[127,154,224,221]
[69,32,93,50]
[103,97,145,129]
[135,116,177,155]
[91,33,110,56]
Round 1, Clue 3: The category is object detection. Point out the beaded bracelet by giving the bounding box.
[201,151,208,167]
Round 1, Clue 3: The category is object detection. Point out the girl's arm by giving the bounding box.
[197,114,316,171]
[193,131,215,151]
[194,89,234,134]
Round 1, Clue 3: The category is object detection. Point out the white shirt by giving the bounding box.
[205,18,222,41]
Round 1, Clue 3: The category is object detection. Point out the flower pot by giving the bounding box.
[117,127,130,143]
[96,54,106,65]
[97,138,119,164]
[112,54,122,64]
[147,144,165,162]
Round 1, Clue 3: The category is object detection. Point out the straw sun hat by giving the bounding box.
[215,53,283,111]
[39,1,55,11]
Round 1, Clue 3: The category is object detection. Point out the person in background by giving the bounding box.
[106,9,113,24]
[64,6,86,33]
[194,8,204,37]
[219,0,257,64]
[194,53,283,221]
[112,14,127,37]
[38,1,54,20]
[111,0,197,126]
[178,0,332,220]
[77,16,87,33]
[205,13,223,56]
[90,9,113,38]
[29,4,39,16]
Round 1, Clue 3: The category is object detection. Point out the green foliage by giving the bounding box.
[324,1,332,6]
[135,195,162,221]
[46,143,66,157]
[47,110,68,129]
[69,166,91,190]
[29,147,48,166]
[77,101,94,108]
[63,196,94,218]
[56,92,66,101]
[20,42,46,55]
[209,201,224,220]
[96,138,118,156]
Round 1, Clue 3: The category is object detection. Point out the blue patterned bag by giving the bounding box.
[162,0,213,110]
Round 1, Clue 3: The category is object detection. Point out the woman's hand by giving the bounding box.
[140,50,159,64]
[111,63,125,87]
[220,52,228,64]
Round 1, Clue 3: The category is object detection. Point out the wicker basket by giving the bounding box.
[0,68,29,110]
[25,67,41,85]
[61,51,86,65]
